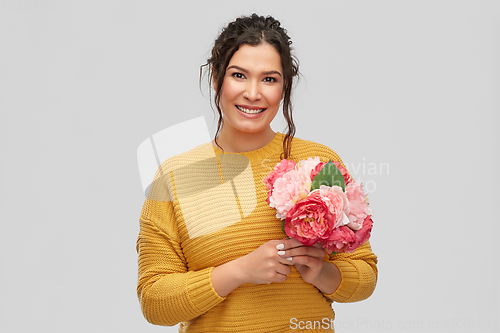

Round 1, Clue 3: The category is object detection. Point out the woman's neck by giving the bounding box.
[212,126,276,153]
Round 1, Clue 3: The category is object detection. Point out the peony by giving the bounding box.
[345,182,372,230]
[310,161,327,179]
[345,216,373,253]
[268,169,311,219]
[331,161,352,185]
[284,190,336,246]
[320,226,356,254]
[321,216,373,254]
[263,159,296,191]
[263,159,296,204]
[315,185,350,229]
[296,157,323,180]
[263,156,374,255]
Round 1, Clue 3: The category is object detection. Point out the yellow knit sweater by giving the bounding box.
[137,132,378,332]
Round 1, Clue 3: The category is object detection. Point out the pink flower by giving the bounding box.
[320,226,356,254]
[268,169,311,219]
[316,185,350,229]
[284,190,336,246]
[345,216,373,253]
[296,157,323,180]
[263,159,296,191]
[310,161,327,179]
[263,159,296,204]
[321,216,373,254]
[345,182,372,230]
[332,161,352,185]
[264,157,373,255]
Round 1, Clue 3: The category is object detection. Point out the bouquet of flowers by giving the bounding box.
[263,157,373,254]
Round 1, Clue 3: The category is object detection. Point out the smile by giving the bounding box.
[236,105,266,114]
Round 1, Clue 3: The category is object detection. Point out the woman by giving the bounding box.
[137,14,377,332]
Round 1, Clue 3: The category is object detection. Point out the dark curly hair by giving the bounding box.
[201,14,300,160]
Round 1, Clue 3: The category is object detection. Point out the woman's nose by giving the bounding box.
[244,80,261,101]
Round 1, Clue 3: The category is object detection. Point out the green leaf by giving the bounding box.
[311,160,345,192]
[281,219,286,234]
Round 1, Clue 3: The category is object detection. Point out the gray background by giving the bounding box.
[1,1,499,332]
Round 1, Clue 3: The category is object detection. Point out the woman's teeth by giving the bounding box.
[236,105,265,114]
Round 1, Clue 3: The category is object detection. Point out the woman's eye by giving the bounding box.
[232,73,245,79]
[264,77,277,83]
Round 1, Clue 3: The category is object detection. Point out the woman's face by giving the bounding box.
[218,42,284,136]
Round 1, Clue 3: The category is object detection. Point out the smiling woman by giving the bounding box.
[205,14,299,159]
[136,13,378,333]
[215,43,284,152]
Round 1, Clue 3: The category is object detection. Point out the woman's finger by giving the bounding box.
[278,245,325,259]
[275,262,292,275]
[281,238,303,250]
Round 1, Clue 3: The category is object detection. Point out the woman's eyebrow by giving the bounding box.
[262,70,282,77]
[227,65,282,77]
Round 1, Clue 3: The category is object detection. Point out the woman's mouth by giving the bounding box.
[236,105,266,114]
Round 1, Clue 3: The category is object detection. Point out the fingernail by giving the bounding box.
[276,244,284,250]
[287,257,293,261]
[278,250,285,256]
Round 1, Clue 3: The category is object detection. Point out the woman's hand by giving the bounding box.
[278,238,341,294]
[237,239,294,284]
[211,238,293,297]
[277,238,326,284]
[212,238,341,297]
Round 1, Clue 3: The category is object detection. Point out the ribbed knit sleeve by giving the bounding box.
[323,241,378,303]
[136,198,225,326]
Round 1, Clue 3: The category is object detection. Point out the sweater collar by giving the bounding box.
[212,132,284,160]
